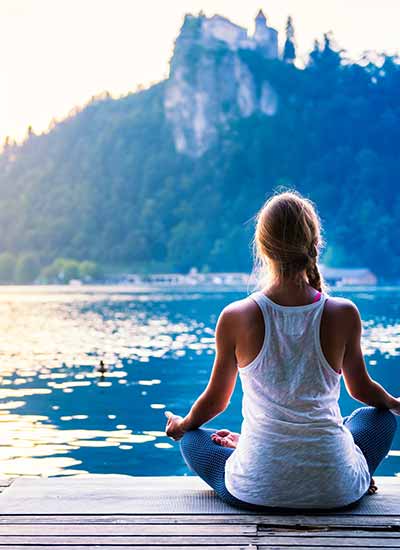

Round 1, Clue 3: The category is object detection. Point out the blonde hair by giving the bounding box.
[252,189,327,293]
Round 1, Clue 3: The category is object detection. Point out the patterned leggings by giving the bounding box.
[179,407,397,512]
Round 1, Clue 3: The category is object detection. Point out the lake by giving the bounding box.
[0,285,398,477]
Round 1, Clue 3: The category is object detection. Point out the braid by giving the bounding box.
[306,258,323,292]
[254,190,328,292]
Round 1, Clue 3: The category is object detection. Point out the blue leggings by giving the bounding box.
[179,407,397,512]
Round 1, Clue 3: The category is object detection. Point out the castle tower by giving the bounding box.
[255,9,267,31]
[254,8,278,59]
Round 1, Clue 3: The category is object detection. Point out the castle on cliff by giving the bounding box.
[164,9,280,157]
[193,9,278,58]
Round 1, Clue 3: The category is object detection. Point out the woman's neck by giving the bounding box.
[263,276,319,306]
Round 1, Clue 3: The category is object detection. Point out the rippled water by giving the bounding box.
[0,285,398,477]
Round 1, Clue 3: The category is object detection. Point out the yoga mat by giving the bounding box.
[0,476,398,515]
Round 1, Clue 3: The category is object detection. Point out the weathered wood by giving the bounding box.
[0,535,260,548]
[0,514,397,530]
[260,530,400,538]
[0,547,257,550]
[0,544,398,550]
[0,548,385,550]
[0,523,256,535]
[1,534,400,545]
[0,524,400,538]
[0,475,397,548]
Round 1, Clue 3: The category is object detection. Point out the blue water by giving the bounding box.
[0,285,398,477]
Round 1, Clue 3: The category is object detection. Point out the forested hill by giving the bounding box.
[1,14,400,282]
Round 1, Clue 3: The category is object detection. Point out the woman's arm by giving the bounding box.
[341,301,400,412]
[165,305,239,440]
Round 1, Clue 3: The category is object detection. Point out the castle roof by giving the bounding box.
[256,9,266,20]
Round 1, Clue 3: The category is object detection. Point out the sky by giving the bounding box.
[1,0,400,143]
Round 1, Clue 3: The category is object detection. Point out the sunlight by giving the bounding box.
[2,0,400,143]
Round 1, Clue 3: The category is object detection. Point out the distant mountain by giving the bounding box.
[1,12,400,281]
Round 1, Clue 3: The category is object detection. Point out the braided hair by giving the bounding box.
[253,190,327,293]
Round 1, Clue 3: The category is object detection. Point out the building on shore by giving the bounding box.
[109,266,378,288]
[320,265,377,286]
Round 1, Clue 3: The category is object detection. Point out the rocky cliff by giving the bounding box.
[164,13,279,157]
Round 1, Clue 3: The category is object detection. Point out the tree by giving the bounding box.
[40,258,80,283]
[60,259,80,282]
[283,16,296,63]
[0,252,16,283]
[40,262,62,283]
[309,33,342,70]
[15,254,40,284]
[79,261,103,281]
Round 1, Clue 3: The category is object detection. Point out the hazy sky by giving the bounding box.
[1,0,400,143]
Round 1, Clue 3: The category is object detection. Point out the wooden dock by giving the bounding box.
[0,476,398,549]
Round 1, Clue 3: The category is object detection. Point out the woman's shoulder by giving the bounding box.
[324,294,360,313]
[323,294,362,328]
[220,294,263,328]
[222,292,260,312]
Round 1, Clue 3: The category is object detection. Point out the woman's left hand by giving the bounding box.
[165,410,186,441]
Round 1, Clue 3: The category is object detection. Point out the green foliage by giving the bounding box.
[15,254,40,284]
[0,43,399,281]
[79,260,103,281]
[40,258,102,283]
[0,252,16,283]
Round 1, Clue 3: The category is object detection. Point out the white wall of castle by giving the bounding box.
[202,16,248,49]
[201,14,278,58]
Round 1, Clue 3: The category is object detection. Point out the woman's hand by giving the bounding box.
[211,429,240,449]
[390,397,400,416]
[165,411,186,441]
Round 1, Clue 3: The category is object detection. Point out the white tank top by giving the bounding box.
[224,290,371,509]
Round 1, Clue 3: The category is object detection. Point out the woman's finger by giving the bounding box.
[214,429,231,436]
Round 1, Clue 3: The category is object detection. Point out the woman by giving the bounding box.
[164,191,398,511]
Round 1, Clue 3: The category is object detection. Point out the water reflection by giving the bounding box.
[0,286,397,477]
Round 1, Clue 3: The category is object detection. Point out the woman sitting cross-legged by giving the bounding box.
[165,190,399,512]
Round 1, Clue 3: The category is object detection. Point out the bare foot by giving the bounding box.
[367,478,378,495]
[211,429,240,449]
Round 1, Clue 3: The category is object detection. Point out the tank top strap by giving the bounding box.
[248,290,268,310]
[312,290,322,303]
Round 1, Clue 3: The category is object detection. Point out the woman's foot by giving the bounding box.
[211,429,240,449]
[367,478,378,495]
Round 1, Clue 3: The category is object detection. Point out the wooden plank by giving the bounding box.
[0,535,400,546]
[0,514,397,529]
[0,523,256,535]
[0,535,260,548]
[260,530,400,538]
[0,548,392,550]
[259,536,400,547]
[0,543,258,550]
[0,548,387,550]
[0,525,398,537]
